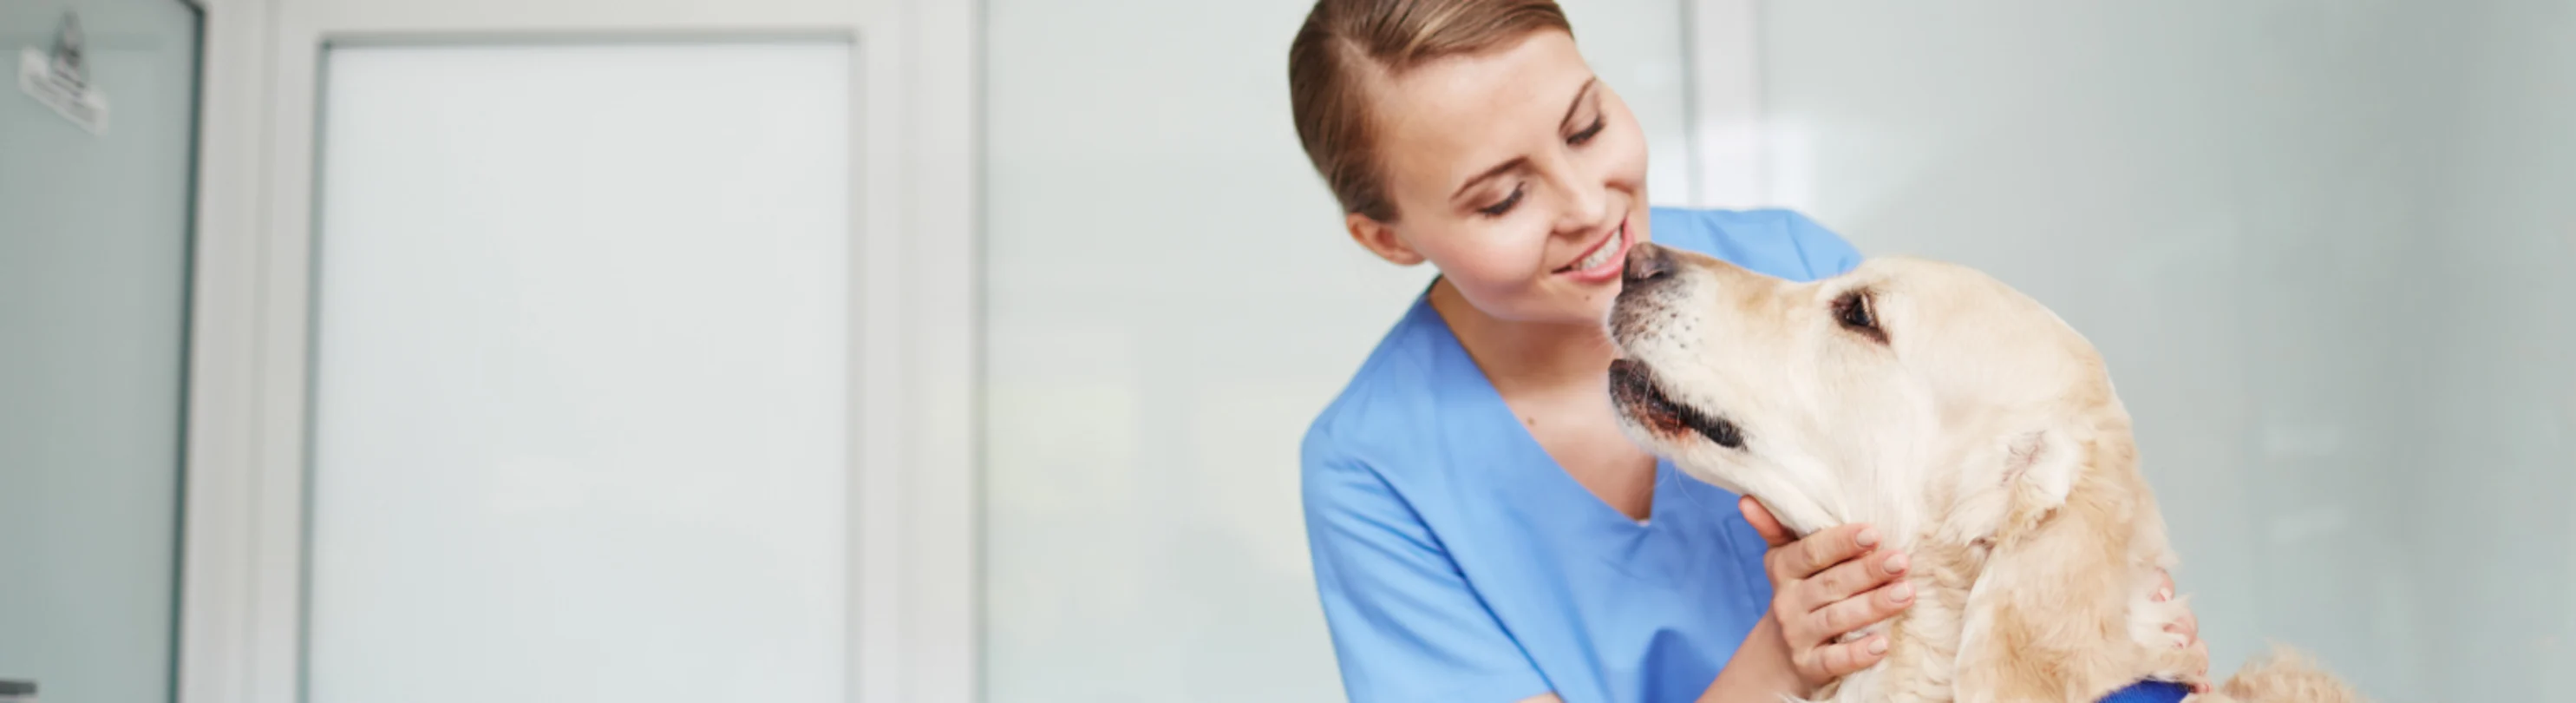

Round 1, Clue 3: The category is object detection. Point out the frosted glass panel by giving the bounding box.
[980,1,1697,700]
[306,43,852,703]
[0,1,199,700]
[1762,2,2574,700]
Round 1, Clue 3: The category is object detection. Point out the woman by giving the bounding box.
[1286,2,2206,702]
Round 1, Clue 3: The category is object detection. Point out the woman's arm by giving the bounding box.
[1695,614,1806,703]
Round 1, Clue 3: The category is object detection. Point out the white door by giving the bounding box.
[178,2,974,702]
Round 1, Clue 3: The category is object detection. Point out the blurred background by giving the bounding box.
[3,0,2571,702]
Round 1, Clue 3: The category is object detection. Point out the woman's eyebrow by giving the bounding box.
[1450,78,1604,205]
[1559,77,1599,131]
[1453,156,1530,204]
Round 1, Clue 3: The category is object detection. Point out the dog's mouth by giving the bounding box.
[1608,358,1744,449]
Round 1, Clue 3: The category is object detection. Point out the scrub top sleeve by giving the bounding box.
[1781,210,1865,279]
[1303,447,1553,703]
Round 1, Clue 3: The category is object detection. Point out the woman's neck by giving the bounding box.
[1427,277,1617,394]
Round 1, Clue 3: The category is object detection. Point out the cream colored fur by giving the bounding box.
[1603,244,2365,703]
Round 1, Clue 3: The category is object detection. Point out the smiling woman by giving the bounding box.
[1285,1,1942,701]
[1279,2,2207,703]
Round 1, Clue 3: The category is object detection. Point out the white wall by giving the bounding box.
[1762,1,2573,699]
[2411,2,2576,698]
[977,1,1697,700]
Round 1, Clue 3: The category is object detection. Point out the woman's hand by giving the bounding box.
[1740,496,1914,691]
[2153,570,2213,692]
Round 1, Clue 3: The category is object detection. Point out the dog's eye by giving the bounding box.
[1834,289,1887,344]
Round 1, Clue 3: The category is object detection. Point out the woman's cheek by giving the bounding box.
[1435,236,1552,312]
[1599,128,1651,187]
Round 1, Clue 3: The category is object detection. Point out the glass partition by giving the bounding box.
[0,1,200,700]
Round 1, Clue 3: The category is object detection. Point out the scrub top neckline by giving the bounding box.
[1412,289,1679,534]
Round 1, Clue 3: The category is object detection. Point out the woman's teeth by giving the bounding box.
[1573,226,1624,271]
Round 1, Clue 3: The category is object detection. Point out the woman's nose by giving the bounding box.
[1624,242,1671,284]
[1543,162,1610,237]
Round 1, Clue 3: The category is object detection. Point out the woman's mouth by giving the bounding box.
[1554,216,1631,283]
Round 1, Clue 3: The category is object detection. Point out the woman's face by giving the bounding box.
[1350,30,1651,326]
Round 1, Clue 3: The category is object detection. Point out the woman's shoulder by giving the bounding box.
[1304,308,1435,461]
[1648,207,1862,281]
[1299,297,1465,487]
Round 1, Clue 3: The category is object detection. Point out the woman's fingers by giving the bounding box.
[1742,496,1793,548]
[2154,568,2198,644]
[2162,608,2200,645]
[1796,545,1909,612]
[1805,580,1914,640]
[2186,640,2213,693]
[1766,522,1879,586]
[1746,496,1922,687]
[1801,634,1892,680]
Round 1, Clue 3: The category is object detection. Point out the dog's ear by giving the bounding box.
[1938,424,2085,545]
[2000,428,2080,512]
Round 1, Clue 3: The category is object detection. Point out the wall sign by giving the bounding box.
[16,11,109,135]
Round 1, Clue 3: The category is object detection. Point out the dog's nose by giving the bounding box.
[1624,242,1672,284]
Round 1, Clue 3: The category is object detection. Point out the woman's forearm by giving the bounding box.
[1697,614,1811,703]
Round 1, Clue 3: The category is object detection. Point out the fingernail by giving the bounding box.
[1867,636,1889,654]
[1884,552,1909,573]
[1890,582,1915,602]
[1856,529,1880,548]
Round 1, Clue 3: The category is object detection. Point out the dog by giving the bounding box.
[1602,242,2363,703]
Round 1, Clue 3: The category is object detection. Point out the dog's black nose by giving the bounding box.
[1624,242,1672,284]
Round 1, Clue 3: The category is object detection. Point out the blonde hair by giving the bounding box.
[1288,0,1572,221]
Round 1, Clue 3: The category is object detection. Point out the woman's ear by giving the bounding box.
[1346,213,1426,266]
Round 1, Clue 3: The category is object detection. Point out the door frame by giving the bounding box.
[1685,0,1764,207]
[173,1,979,702]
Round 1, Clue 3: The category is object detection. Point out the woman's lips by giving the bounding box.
[1554,215,1631,284]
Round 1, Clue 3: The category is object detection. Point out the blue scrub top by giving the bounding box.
[1300,207,1862,703]
[1302,207,2194,703]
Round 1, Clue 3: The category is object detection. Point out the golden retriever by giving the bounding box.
[1603,242,2363,703]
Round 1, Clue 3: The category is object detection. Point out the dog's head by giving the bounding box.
[1605,242,2121,539]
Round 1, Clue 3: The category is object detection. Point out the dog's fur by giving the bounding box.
[1603,243,2364,703]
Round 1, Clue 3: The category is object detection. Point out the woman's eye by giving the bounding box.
[1567,115,1605,146]
[1477,185,1525,217]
